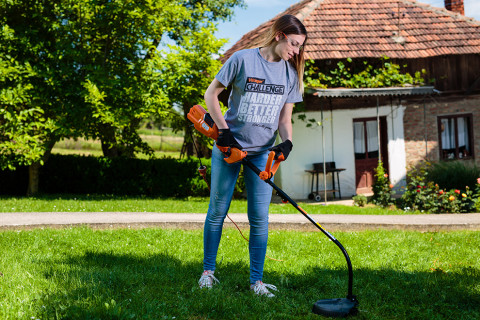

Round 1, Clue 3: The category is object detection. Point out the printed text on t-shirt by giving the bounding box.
[244,77,285,95]
[237,77,284,125]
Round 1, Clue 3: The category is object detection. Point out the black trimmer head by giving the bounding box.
[312,296,358,318]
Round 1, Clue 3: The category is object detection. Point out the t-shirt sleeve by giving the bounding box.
[215,52,240,87]
[286,68,303,104]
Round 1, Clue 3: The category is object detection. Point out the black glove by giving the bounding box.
[216,129,243,150]
[269,139,293,160]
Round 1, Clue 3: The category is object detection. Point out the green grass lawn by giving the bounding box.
[52,132,183,159]
[0,227,479,319]
[0,195,409,215]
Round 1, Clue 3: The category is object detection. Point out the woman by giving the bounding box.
[199,14,307,297]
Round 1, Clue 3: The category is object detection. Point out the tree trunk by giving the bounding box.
[100,125,120,157]
[26,141,55,196]
[182,124,212,159]
[26,162,41,196]
[100,121,142,158]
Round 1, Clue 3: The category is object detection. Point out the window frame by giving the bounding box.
[437,113,474,160]
[353,117,379,160]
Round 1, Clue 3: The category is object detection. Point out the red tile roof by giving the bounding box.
[221,0,480,62]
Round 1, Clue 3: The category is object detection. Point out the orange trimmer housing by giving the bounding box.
[187,105,219,140]
[187,105,247,164]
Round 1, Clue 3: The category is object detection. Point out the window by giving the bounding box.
[438,114,474,160]
[353,119,379,159]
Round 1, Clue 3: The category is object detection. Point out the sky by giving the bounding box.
[216,0,480,53]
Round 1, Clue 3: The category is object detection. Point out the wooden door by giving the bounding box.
[353,117,388,194]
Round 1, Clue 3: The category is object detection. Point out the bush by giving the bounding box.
[400,161,438,212]
[36,155,203,197]
[371,161,395,208]
[0,165,29,195]
[0,154,247,198]
[427,160,480,191]
[352,194,367,207]
[401,161,480,213]
[0,154,246,197]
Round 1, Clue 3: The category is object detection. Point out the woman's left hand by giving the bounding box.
[269,140,293,160]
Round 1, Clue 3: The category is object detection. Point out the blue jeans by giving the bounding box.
[203,145,273,284]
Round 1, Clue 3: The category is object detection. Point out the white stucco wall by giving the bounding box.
[276,105,407,199]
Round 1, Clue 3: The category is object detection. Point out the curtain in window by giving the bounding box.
[457,117,469,149]
[441,118,455,149]
[366,120,379,153]
[353,122,365,154]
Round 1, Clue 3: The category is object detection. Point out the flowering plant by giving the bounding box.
[475,178,480,212]
[401,161,480,213]
[401,161,437,212]
[371,161,395,208]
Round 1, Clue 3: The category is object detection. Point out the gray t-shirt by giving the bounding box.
[215,48,302,153]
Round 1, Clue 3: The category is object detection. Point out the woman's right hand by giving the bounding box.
[217,129,243,150]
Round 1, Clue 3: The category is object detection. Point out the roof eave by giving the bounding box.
[307,86,437,97]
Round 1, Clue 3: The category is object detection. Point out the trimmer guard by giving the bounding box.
[312,297,358,317]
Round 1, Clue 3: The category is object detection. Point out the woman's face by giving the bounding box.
[275,32,306,61]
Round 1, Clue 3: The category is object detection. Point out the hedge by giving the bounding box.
[0,154,215,197]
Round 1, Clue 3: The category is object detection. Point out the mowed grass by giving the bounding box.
[52,132,183,159]
[0,195,408,215]
[0,227,479,319]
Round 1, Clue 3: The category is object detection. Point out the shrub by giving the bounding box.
[400,161,438,212]
[37,155,209,197]
[352,194,367,207]
[475,178,480,213]
[0,154,247,197]
[371,161,395,208]
[401,161,480,213]
[427,160,480,191]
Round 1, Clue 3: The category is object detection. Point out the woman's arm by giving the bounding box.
[278,102,294,142]
[204,78,229,130]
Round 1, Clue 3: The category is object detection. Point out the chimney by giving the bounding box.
[444,0,464,15]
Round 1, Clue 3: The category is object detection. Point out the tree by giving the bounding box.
[153,23,226,157]
[64,0,244,157]
[0,42,56,171]
[1,0,244,194]
[1,4,65,194]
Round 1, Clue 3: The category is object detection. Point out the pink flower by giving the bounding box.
[477,177,480,184]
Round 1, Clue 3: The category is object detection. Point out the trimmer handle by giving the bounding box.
[217,145,247,164]
[259,151,284,180]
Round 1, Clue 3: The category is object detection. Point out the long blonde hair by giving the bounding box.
[260,14,308,93]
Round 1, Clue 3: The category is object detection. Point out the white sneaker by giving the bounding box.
[250,280,277,297]
[198,270,219,289]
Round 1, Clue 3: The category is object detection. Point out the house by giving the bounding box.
[221,0,480,200]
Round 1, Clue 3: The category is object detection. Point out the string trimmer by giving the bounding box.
[188,105,359,317]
